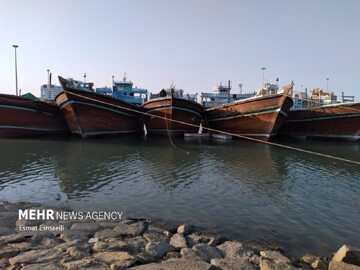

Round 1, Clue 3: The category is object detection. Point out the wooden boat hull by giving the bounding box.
[55,86,143,139]
[279,102,360,141]
[205,86,293,142]
[0,94,69,138]
[142,97,204,137]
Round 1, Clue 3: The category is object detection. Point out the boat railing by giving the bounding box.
[341,92,355,103]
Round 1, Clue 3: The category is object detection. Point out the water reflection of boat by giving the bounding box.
[55,137,147,196]
[280,89,360,141]
[141,85,205,137]
[0,94,69,138]
[56,76,143,139]
[205,84,293,141]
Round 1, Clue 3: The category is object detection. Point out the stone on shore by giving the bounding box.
[302,253,328,269]
[170,233,187,249]
[128,260,211,270]
[186,232,225,248]
[114,220,147,236]
[143,231,169,243]
[61,257,108,270]
[70,222,100,233]
[180,248,203,261]
[260,250,292,264]
[94,228,121,240]
[177,224,192,236]
[260,258,298,270]
[211,257,258,270]
[329,245,360,270]
[145,241,176,258]
[54,239,82,252]
[217,240,254,260]
[8,249,65,265]
[259,250,297,270]
[20,262,63,270]
[93,251,136,269]
[60,230,89,242]
[0,233,30,245]
[192,243,222,262]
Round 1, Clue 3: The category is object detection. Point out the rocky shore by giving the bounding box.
[0,201,359,270]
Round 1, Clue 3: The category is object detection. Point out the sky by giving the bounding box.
[1,0,359,100]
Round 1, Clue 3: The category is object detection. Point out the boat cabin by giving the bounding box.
[95,74,148,106]
[201,81,254,108]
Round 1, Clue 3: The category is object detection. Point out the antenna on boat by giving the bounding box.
[123,72,127,82]
[112,75,114,84]
[84,73,86,83]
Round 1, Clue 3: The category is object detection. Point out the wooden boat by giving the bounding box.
[279,88,360,141]
[205,84,294,142]
[279,102,360,141]
[0,94,69,138]
[56,76,143,139]
[141,87,205,137]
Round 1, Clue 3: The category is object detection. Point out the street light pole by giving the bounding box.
[13,45,19,96]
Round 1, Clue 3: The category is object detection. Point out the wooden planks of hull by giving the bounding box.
[56,77,143,139]
[205,85,293,142]
[0,94,69,138]
[279,102,360,141]
[142,97,204,137]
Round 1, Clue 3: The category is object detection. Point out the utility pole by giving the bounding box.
[13,45,19,96]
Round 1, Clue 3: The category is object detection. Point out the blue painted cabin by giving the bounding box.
[95,75,148,106]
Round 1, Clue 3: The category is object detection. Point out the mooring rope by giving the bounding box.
[61,90,360,165]
[164,113,177,149]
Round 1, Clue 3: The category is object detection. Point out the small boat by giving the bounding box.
[279,89,360,141]
[0,93,69,138]
[56,76,143,139]
[141,85,205,137]
[205,83,294,142]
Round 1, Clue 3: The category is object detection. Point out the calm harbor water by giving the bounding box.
[0,135,359,258]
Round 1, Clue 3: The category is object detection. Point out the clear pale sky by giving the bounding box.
[1,0,359,100]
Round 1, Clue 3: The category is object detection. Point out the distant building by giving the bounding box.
[40,84,63,101]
